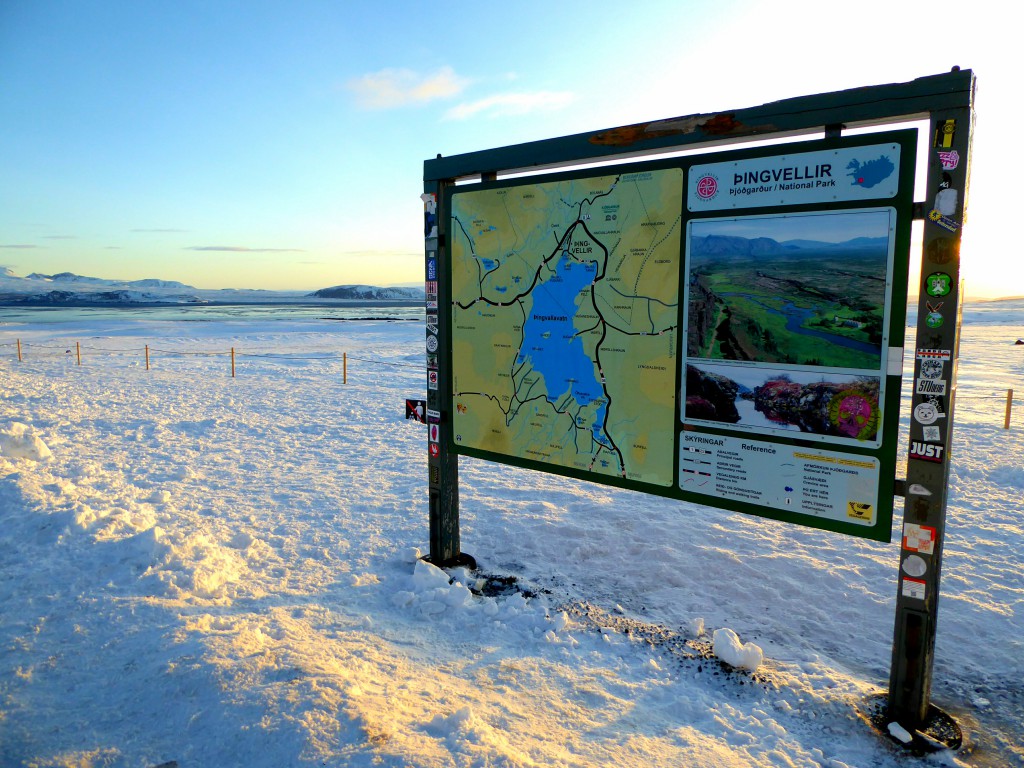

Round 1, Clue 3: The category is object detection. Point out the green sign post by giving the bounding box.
[423,69,975,741]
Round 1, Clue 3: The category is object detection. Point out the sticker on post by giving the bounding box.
[933,118,956,148]
[928,209,960,233]
[902,577,927,600]
[426,335,439,353]
[429,424,439,443]
[427,370,439,390]
[901,554,927,578]
[909,441,945,463]
[914,400,946,425]
[915,378,947,395]
[935,173,957,215]
[926,237,958,266]
[421,193,438,239]
[925,272,952,297]
[919,359,944,380]
[938,149,959,170]
[429,443,440,457]
[922,425,941,442]
[908,483,932,496]
[405,399,426,422]
[903,523,936,554]
[916,348,951,361]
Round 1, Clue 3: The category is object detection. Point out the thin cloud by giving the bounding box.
[335,249,421,259]
[0,244,37,249]
[133,228,187,233]
[444,90,576,121]
[43,235,77,240]
[346,66,469,109]
[186,246,305,253]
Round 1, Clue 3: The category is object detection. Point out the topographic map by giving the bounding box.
[449,168,683,486]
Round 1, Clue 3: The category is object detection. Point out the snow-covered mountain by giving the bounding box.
[25,272,195,291]
[1,271,207,304]
[309,284,423,300]
[0,270,424,305]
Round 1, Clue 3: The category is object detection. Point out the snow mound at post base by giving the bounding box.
[712,627,764,671]
[0,422,52,461]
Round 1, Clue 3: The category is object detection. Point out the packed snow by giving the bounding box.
[0,301,1021,767]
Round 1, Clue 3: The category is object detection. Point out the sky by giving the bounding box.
[0,1,1020,297]
[691,210,891,244]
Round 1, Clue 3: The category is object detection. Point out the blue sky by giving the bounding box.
[1,1,1019,296]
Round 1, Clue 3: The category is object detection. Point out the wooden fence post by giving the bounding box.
[76,342,81,366]
[231,347,236,378]
[1005,389,1014,430]
[343,352,347,384]
[145,345,150,371]
[17,339,22,362]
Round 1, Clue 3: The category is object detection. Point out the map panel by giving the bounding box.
[450,168,684,486]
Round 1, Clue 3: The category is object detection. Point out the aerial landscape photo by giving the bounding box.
[686,209,895,371]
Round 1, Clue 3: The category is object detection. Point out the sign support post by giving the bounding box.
[887,93,974,732]
[423,178,471,568]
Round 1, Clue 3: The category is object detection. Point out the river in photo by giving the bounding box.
[720,292,881,356]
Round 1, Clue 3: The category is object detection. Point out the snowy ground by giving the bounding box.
[0,307,1021,767]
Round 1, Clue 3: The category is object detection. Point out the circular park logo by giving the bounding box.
[695,173,719,201]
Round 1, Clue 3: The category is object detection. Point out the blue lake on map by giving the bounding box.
[514,253,609,447]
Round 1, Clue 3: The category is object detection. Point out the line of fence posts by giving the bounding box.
[6,339,353,385]
[5,338,1004,422]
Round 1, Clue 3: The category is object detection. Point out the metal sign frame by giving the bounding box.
[442,131,916,541]
[422,69,975,733]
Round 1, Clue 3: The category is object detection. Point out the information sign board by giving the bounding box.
[444,130,916,541]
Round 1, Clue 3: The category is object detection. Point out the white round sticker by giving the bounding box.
[914,402,939,425]
[902,554,927,578]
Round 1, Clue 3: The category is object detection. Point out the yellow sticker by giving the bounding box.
[933,118,956,148]
[847,501,874,521]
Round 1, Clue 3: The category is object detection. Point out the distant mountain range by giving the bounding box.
[0,269,424,306]
[690,234,889,260]
[310,285,422,300]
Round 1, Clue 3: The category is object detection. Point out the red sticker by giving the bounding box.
[903,523,936,554]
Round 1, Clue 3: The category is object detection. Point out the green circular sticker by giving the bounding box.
[925,272,952,297]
